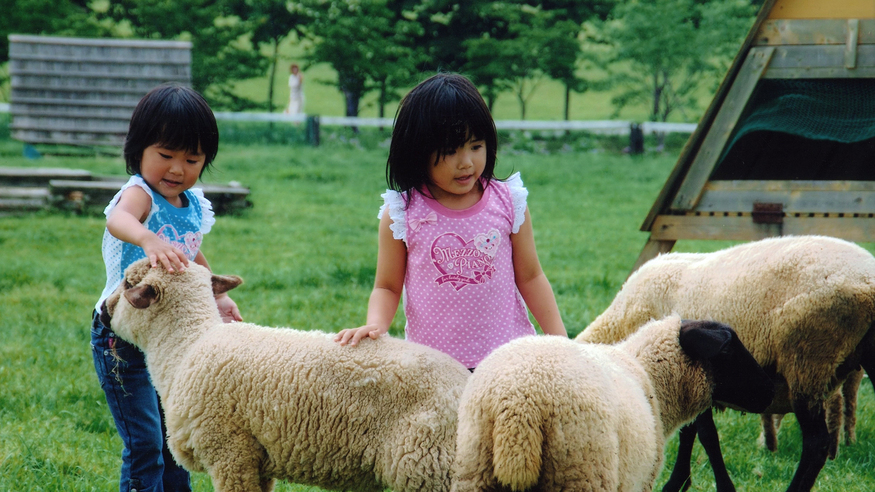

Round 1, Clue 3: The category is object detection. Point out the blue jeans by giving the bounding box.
[91,311,191,492]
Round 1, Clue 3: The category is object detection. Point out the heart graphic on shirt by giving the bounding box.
[431,232,496,291]
[473,229,500,258]
[156,224,202,260]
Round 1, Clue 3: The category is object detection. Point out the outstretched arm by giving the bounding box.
[335,209,407,346]
[511,208,567,337]
[106,186,189,273]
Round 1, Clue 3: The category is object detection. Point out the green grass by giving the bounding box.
[2,126,875,491]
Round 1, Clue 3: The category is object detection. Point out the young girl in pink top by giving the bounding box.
[335,73,566,369]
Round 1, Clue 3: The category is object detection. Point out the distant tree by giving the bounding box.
[0,0,92,64]
[414,0,613,118]
[539,19,591,121]
[602,0,757,124]
[0,0,96,100]
[302,0,422,118]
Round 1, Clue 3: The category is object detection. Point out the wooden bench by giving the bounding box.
[0,167,93,187]
[0,186,52,213]
[0,167,251,215]
[49,179,252,215]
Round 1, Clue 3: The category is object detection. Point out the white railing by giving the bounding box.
[4,106,697,135]
[212,111,696,135]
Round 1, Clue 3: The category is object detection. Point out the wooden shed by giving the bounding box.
[7,35,191,148]
[632,0,875,273]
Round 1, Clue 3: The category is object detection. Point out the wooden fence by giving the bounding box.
[7,34,191,147]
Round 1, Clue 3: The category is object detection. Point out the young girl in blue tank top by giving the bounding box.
[91,84,242,492]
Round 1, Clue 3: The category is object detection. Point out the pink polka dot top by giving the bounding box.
[379,172,535,368]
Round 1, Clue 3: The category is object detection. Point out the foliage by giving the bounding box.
[0,0,92,64]
[300,0,424,118]
[599,0,757,123]
[87,0,266,110]
[411,0,614,118]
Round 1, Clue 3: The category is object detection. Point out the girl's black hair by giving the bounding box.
[123,83,219,177]
[387,73,498,199]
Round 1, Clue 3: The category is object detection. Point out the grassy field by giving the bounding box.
[1,121,874,491]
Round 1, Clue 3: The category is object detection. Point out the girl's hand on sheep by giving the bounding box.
[216,293,243,323]
[335,325,386,346]
[141,235,190,273]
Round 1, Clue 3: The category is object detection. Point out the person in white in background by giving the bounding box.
[285,63,304,114]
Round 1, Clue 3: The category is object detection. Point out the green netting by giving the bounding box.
[720,79,875,161]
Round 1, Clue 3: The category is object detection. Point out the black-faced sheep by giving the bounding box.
[100,258,471,492]
[450,316,774,492]
[578,235,875,492]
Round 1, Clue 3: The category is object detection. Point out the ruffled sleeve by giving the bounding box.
[378,190,407,243]
[506,172,528,234]
[190,187,215,234]
[103,175,159,223]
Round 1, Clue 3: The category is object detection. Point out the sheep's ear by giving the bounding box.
[678,320,733,360]
[124,284,159,309]
[212,274,243,296]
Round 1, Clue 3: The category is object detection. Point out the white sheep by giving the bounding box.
[577,235,875,492]
[450,316,774,492]
[100,258,471,492]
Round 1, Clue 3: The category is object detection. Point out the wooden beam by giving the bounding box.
[768,0,875,20]
[761,45,875,78]
[650,214,875,243]
[756,19,875,46]
[670,46,775,212]
[696,180,875,215]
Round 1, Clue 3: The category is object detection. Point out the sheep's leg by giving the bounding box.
[759,414,779,452]
[661,419,696,492]
[693,410,735,492]
[824,390,843,460]
[206,432,269,492]
[786,397,829,492]
[842,368,864,445]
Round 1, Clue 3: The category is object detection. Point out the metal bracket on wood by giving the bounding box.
[752,202,784,224]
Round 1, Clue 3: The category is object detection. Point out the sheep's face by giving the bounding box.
[100,258,242,347]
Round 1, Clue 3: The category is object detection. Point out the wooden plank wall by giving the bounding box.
[8,35,191,147]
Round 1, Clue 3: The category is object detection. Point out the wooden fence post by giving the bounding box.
[306,115,320,146]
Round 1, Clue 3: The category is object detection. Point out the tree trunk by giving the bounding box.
[378,78,387,131]
[267,39,280,114]
[564,84,571,121]
[378,78,387,119]
[340,74,361,133]
[343,90,359,117]
[516,83,526,120]
[651,72,661,123]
